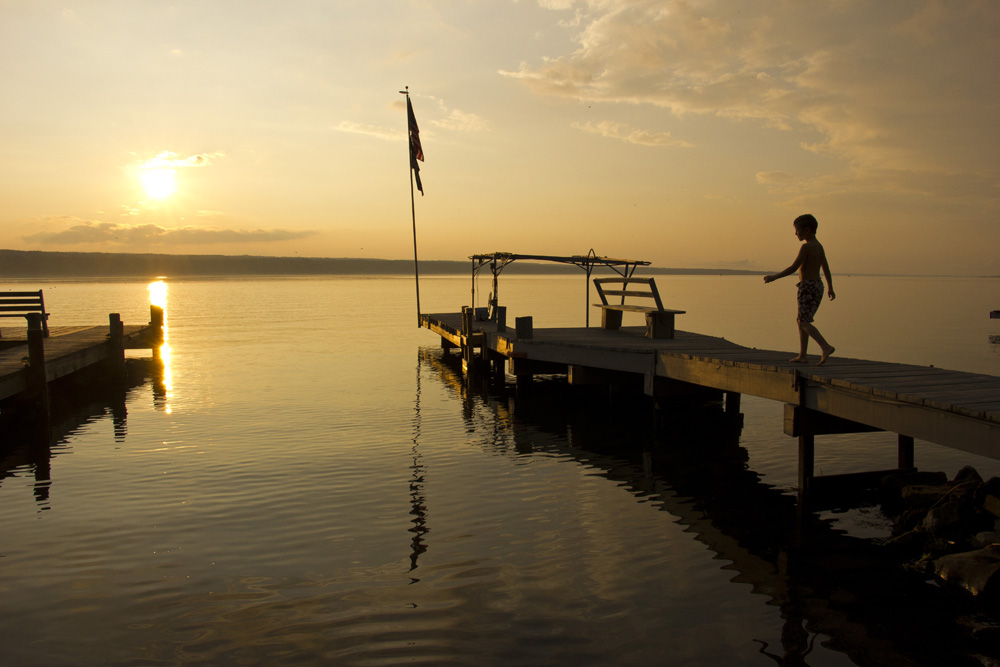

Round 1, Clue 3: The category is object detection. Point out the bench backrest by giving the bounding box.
[593,277,664,310]
[0,290,50,335]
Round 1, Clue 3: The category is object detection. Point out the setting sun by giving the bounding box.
[141,168,176,200]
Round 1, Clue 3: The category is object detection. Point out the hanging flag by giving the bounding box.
[407,96,424,195]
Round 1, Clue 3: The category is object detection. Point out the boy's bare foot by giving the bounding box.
[817,346,835,366]
[789,355,808,363]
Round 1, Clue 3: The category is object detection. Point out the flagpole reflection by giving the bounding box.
[408,350,429,582]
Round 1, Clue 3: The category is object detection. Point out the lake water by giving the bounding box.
[1,274,999,666]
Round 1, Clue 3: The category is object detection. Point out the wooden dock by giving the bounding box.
[421,310,1000,497]
[0,309,163,417]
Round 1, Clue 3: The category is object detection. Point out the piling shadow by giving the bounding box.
[421,346,1000,667]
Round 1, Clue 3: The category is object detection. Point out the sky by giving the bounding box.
[1,0,998,276]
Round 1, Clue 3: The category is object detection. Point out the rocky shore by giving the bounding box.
[881,466,1000,599]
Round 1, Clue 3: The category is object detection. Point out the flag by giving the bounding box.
[407,96,424,195]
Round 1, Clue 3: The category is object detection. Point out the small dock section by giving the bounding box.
[0,308,163,418]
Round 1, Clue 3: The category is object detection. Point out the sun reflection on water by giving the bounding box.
[148,279,173,413]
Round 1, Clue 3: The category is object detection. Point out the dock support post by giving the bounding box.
[725,391,741,415]
[149,305,165,355]
[462,306,474,368]
[488,350,506,382]
[898,434,915,470]
[108,313,126,382]
[25,312,50,419]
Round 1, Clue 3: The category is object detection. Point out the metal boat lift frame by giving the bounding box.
[470,250,651,327]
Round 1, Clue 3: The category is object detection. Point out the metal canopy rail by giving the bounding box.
[469,250,651,327]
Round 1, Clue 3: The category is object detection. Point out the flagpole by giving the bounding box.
[401,87,422,326]
[410,143,421,327]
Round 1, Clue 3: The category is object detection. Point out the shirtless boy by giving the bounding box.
[763,214,836,365]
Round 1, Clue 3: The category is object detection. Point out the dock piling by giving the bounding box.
[108,313,126,381]
[462,306,474,369]
[725,391,741,415]
[25,312,50,417]
[898,434,915,470]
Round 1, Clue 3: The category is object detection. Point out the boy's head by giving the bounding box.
[793,214,818,233]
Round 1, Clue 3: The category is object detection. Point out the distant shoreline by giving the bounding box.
[0,249,993,280]
[0,249,765,279]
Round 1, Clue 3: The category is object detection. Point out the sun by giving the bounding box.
[141,168,176,199]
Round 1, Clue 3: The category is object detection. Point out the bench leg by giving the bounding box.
[601,308,623,330]
[645,311,675,339]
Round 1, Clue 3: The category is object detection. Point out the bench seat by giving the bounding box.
[592,278,685,339]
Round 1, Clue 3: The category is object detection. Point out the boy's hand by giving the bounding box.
[828,289,836,300]
[763,275,775,284]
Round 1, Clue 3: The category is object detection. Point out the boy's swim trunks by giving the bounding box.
[796,280,824,323]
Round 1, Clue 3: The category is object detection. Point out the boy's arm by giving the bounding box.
[763,246,805,283]
[821,250,836,300]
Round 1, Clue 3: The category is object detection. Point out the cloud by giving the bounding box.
[334,121,399,141]
[423,96,489,132]
[504,0,1000,195]
[573,120,693,147]
[138,151,224,170]
[431,107,489,132]
[24,219,318,246]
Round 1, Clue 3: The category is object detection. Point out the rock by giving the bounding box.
[974,532,1000,548]
[882,470,949,491]
[901,484,953,508]
[985,494,1000,520]
[957,614,1000,643]
[922,501,963,534]
[893,507,930,535]
[975,478,1000,508]
[884,527,927,553]
[934,545,1000,597]
[954,465,984,486]
[952,480,983,500]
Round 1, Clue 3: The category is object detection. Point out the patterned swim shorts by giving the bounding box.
[796,280,824,323]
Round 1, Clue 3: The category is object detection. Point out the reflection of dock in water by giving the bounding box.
[0,359,166,509]
[420,347,985,667]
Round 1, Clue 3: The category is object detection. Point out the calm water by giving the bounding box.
[1,274,999,666]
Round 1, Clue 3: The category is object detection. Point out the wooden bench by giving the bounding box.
[0,290,50,338]
[593,277,685,339]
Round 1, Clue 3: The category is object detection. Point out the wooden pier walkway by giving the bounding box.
[421,311,1000,495]
[0,312,162,411]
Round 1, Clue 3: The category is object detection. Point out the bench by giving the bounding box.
[593,277,685,339]
[0,290,50,338]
